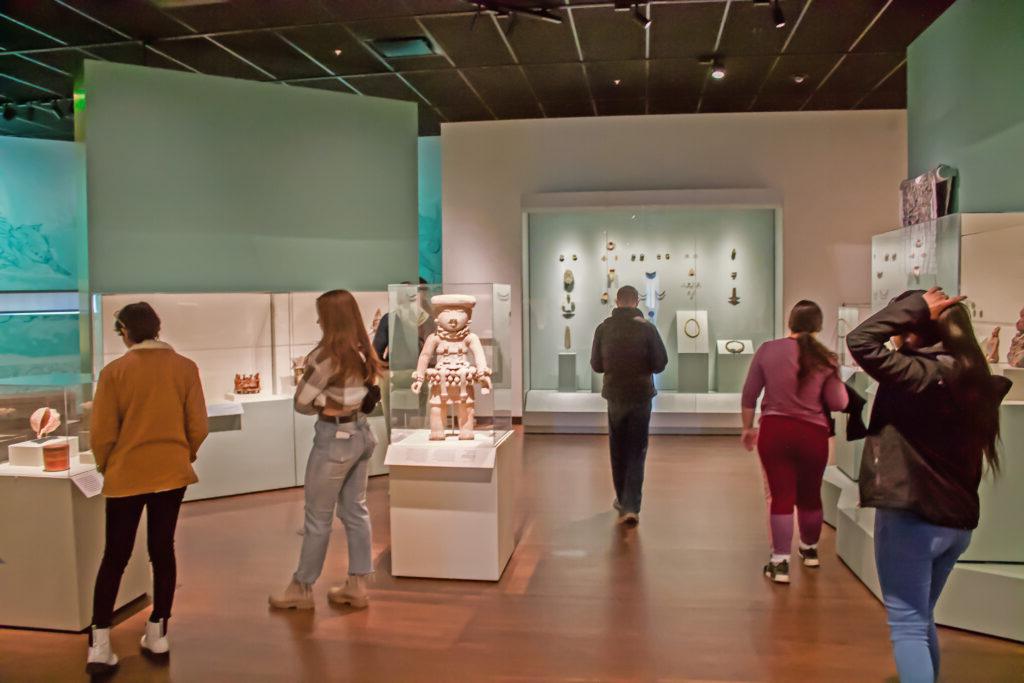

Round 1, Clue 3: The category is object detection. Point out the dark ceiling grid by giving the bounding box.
[563,5,599,117]
[852,58,905,110]
[488,11,549,119]
[745,0,812,111]
[413,14,498,121]
[695,0,733,113]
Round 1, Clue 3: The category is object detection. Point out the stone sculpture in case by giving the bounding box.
[411,295,493,440]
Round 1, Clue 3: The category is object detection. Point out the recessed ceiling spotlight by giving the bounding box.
[632,4,651,29]
[772,0,786,28]
[791,73,807,84]
[711,61,726,80]
[613,79,622,86]
[334,48,342,56]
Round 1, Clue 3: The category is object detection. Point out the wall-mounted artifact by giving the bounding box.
[564,326,572,351]
[572,254,578,261]
[607,241,615,251]
[725,340,746,354]
[410,295,493,441]
[900,164,956,227]
[876,271,883,279]
[561,294,576,318]
[657,254,662,260]
[601,254,607,262]
[43,441,70,472]
[639,254,645,261]
[234,373,261,395]
[1008,307,1024,367]
[607,269,617,288]
[563,269,574,291]
[631,254,637,262]
[683,318,701,339]
[731,248,737,261]
[689,268,696,277]
[601,291,609,304]
[730,271,737,280]
[665,253,670,260]
[559,254,565,262]
[728,288,741,306]
[984,326,1001,363]
[30,407,61,440]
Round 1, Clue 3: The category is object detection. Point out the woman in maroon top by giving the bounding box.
[741,300,848,584]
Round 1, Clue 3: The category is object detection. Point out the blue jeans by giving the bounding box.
[607,399,652,514]
[874,509,972,683]
[294,417,376,585]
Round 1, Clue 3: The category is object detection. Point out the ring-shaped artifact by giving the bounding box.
[683,318,701,339]
[725,340,746,354]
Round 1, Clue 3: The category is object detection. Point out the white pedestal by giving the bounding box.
[557,352,577,393]
[8,436,80,468]
[385,431,521,581]
[677,353,709,393]
[186,396,296,501]
[0,459,149,631]
[715,339,754,393]
[1004,367,1024,401]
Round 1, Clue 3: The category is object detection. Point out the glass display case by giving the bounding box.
[0,373,93,479]
[386,282,513,449]
[870,214,961,312]
[836,304,872,368]
[524,206,777,427]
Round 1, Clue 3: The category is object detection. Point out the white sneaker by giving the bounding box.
[141,618,170,656]
[86,626,119,674]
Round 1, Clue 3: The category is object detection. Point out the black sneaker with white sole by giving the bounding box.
[799,546,820,567]
[763,559,790,584]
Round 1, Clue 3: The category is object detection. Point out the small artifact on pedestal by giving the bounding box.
[411,295,493,441]
[1008,307,1024,368]
[43,441,70,472]
[234,373,261,395]
[984,327,1001,363]
[30,407,61,440]
[564,326,571,351]
[728,288,741,306]
[291,357,306,385]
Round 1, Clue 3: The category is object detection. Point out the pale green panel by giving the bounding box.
[82,61,418,293]
[527,208,776,392]
[907,0,1024,213]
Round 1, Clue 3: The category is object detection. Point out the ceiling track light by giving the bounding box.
[771,0,786,28]
[632,4,651,29]
[465,1,562,25]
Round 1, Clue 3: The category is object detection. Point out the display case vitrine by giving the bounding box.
[836,304,872,368]
[0,375,149,630]
[870,214,961,312]
[524,206,778,432]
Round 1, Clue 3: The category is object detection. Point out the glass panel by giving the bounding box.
[526,206,776,410]
[387,283,513,447]
[836,304,872,369]
[870,214,961,312]
[0,374,92,480]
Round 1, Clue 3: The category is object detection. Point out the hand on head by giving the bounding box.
[923,287,965,321]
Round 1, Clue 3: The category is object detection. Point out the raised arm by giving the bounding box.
[847,289,959,393]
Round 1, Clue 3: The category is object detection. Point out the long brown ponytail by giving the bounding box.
[788,300,836,382]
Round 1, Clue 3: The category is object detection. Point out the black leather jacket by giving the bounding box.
[590,307,668,403]
[847,294,1010,529]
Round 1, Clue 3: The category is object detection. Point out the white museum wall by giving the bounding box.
[441,110,908,414]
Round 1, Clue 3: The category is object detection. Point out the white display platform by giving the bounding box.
[715,339,754,393]
[822,465,1024,642]
[186,395,296,501]
[676,310,710,354]
[1004,367,1024,401]
[385,430,521,581]
[524,390,748,434]
[8,435,80,467]
[557,352,577,393]
[0,458,149,631]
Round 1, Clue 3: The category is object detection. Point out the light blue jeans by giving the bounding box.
[874,509,972,683]
[294,417,376,585]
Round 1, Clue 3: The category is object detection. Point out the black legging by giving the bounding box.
[91,487,186,628]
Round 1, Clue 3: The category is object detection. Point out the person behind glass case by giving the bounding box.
[847,288,1009,683]
[270,289,382,611]
[740,300,848,584]
[87,302,209,675]
[590,285,668,527]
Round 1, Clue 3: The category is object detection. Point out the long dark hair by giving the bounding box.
[314,290,381,385]
[937,302,1000,473]
[788,300,836,382]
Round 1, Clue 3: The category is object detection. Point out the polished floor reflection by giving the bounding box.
[2,432,1021,682]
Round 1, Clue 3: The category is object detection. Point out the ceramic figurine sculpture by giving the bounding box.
[1008,307,1024,368]
[234,373,261,395]
[43,441,70,472]
[984,327,1001,363]
[30,407,61,440]
[411,295,493,440]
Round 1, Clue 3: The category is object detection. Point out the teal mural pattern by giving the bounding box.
[0,313,80,379]
[418,137,442,283]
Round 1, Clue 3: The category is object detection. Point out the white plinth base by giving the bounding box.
[8,436,80,468]
[385,430,520,581]
[0,463,149,631]
[821,466,1024,642]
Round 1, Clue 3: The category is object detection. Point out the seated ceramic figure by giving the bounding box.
[411,295,492,440]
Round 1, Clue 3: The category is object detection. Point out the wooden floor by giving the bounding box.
[2,433,1021,682]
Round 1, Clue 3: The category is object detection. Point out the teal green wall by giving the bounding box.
[418,136,441,283]
[81,61,419,293]
[907,0,1024,212]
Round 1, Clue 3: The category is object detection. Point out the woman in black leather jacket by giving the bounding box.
[847,287,1009,683]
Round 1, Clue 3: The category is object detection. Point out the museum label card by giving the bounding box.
[72,470,104,498]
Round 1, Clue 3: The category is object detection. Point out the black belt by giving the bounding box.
[320,413,358,424]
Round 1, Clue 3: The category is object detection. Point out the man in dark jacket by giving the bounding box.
[590,285,668,526]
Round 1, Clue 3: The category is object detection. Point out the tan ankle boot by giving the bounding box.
[327,575,369,609]
[268,579,314,610]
